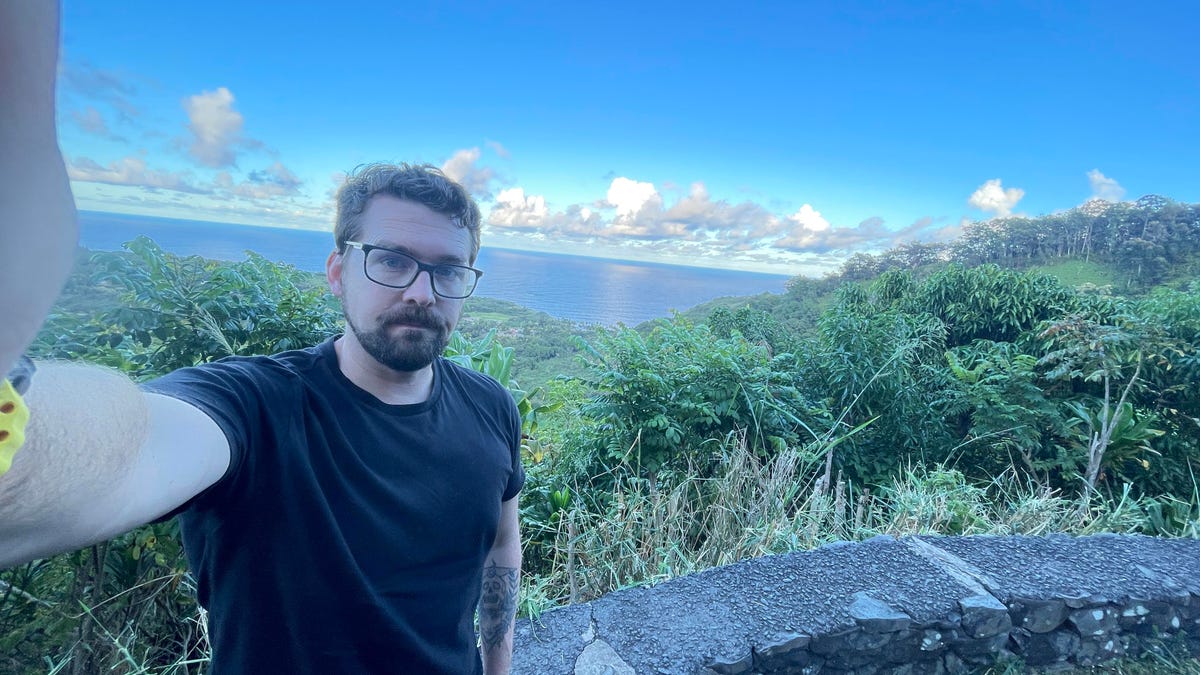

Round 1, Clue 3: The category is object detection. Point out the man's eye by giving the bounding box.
[378,254,412,269]
[435,266,466,280]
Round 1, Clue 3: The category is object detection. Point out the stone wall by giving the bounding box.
[512,534,1200,674]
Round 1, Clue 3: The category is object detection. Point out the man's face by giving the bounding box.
[326,195,471,373]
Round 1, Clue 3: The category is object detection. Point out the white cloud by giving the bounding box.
[483,174,901,258]
[1087,169,1126,202]
[769,204,834,249]
[69,155,322,219]
[441,147,497,199]
[67,156,209,194]
[606,177,660,218]
[488,187,548,229]
[184,87,245,168]
[773,212,893,252]
[790,204,831,232]
[968,178,1024,217]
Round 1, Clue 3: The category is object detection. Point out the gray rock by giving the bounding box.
[880,630,927,664]
[808,628,859,656]
[1011,597,1067,633]
[1021,629,1081,666]
[573,639,635,675]
[1075,635,1126,665]
[513,604,593,675]
[1068,605,1117,636]
[752,631,811,667]
[842,627,894,651]
[920,628,949,652]
[849,592,914,633]
[703,649,754,675]
[1117,598,1157,628]
[950,633,1009,664]
[941,651,968,674]
[958,595,1011,638]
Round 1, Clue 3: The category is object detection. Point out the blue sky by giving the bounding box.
[57,1,1199,275]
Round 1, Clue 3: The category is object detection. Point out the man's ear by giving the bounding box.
[326,249,344,297]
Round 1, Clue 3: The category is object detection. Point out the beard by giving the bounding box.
[344,305,452,373]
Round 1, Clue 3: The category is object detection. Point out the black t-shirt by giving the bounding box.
[144,338,524,674]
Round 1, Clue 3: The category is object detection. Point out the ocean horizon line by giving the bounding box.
[77,210,792,325]
[78,209,794,280]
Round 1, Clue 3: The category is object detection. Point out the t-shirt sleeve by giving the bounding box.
[501,389,525,502]
[141,359,271,508]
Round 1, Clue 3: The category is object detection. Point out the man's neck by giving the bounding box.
[333,335,434,405]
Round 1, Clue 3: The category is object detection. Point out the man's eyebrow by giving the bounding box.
[371,241,468,265]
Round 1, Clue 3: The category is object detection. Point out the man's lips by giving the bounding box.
[383,315,439,331]
[379,307,442,332]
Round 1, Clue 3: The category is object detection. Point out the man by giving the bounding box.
[0,6,522,674]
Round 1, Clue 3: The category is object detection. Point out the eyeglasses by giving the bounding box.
[343,241,483,299]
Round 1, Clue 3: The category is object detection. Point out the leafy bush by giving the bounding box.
[567,319,815,481]
[794,284,954,484]
[34,238,342,377]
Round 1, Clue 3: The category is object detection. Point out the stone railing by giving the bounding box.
[512,534,1200,674]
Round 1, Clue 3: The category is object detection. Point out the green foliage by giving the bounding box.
[707,304,795,354]
[911,264,1079,346]
[457,296,590,388]
[937,340,1073,480]
[1064,399,1164,485]
[797,285,953,483]
[880,465,989,535]
[570,319,814,480]
[823,197,1200,294]
[33,238,342,377]
[0,526,204,674]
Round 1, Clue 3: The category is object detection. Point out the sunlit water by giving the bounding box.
[78,211,791,326]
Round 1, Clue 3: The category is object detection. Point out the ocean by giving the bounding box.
[77,211,792,326]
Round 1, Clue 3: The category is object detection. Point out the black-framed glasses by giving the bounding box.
[343,241,483,299]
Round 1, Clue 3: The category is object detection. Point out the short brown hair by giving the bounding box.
[334,163,482,262]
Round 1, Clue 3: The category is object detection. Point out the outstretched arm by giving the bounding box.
[0,2,232,570]
[0,0,78,377]
[1,363,231,568]
[480,496,521,674]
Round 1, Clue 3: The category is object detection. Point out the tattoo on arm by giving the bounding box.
[479,561,519,654]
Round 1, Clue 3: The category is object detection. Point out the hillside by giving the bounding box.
[11,197,1200,675]
[680,195,1200,349]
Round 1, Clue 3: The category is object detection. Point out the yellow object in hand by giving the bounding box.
[0,379,30,475]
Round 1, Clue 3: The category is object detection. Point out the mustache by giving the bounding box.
[379,307,442,329]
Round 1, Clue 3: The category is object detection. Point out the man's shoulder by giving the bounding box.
[145,339,333,392]
[437,357,511,401]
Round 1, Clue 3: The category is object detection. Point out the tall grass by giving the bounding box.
[6,433,1197,673]
[521,434,1200,615]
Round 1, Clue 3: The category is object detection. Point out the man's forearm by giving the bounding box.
[0,361,231,570]
[479,550,521,674]
[0,362,148,567]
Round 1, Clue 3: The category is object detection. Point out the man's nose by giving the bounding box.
[402,269,437,305]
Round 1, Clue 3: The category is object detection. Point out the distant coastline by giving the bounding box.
[78,211,791,326]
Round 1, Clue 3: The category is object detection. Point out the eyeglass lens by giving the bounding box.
[364,247,476,297]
